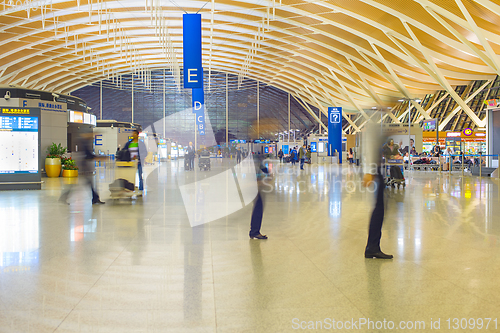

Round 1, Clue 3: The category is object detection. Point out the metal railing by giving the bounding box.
[407,153,499,178]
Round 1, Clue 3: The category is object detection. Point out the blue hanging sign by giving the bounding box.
[192,88,205,135]
[328,107,342,163]
[183,14,203,89]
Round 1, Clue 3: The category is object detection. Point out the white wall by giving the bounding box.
[40,110,67,171]
[93,127,135,155]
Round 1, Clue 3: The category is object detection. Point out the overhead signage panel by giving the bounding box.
[328,107,342,162]
[183,14,203,89]
[192,88,205,135]
[422,119,436,131]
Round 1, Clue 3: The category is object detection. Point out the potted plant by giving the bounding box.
[45,143,67,177]
[62,157,78,178]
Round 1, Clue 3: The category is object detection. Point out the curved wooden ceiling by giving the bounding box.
[1,0,500,120]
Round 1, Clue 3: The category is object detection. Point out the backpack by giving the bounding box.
[117,148,131,161]
[117,140,132,161]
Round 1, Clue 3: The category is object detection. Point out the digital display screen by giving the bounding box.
[84,113,91,124]
[318,142,325,153]
[73,111,83,123]
[0,116,39,174]
[310,142,317,152]
[0,116,38,131]
[422,119,436,131]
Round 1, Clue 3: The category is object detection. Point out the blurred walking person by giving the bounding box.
[59,132,105,205]
[250,153,269,240]
[363,123,393,259]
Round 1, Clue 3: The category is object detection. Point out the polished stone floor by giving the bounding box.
[1,158,500,332]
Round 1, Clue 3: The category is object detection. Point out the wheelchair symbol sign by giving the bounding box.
[329,112,340,124]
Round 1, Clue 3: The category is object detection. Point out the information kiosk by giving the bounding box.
[0,107,41,190]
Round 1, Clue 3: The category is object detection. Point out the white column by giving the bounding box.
[100,81,103,120]
[408,102,411,158]
[257,81,260,139]
[318,107,321,134]
[131,75,134,123]
[226,73,229,146]
[163,69,166,139]
[288,93,290,143]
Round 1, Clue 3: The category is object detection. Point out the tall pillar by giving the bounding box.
[288,93,290,143]
[100,81,103,120]
[131,75,134,123]
[328,107,342,163]
[163,69,166,139]
[226,73,229,147]
[257,81,260,139]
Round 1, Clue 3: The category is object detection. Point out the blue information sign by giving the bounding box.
[183,14,203,89]
[0,116,38,131]
[310,142,317,152]
[328,107,342,163]
[192,88,205,135]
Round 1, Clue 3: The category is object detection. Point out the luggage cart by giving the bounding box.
[109,161,139,201]
[198,151,211,171]
[383,159,406,189]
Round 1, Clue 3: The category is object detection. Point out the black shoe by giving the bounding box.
[365,251,393,259]
[250,234,268,240]
[92,200,105,205]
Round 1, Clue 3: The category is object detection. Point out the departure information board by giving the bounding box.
[0,115,39,174]
[0,116,38,131]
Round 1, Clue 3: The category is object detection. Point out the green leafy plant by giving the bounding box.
[46,143,67,158]
[62,157,78,170]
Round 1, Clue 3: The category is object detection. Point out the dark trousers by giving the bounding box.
[89,176,99,202]
[137,163,143,191]
[237,155,241,163]
[366,173,385,253]
[300,158,305,169]
[250,192,264,238]
[279,157,282,163]
[189,157,194,170]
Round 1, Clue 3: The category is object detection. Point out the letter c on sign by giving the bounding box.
[197,115,203,122]
[23,100,28,107]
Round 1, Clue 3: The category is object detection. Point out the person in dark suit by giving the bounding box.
[186,142,195,170]
[236,146,242,164]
